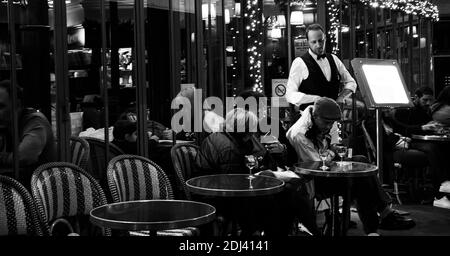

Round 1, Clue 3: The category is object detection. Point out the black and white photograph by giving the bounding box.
[0,0,449,254]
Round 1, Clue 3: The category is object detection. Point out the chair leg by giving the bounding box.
[393,181,403,205]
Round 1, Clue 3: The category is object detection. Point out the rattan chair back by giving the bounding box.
[31,162,110,236]
[170,144,199,200]
[107,154,174,202]
[0,175,48,236]
[70,136,90,170]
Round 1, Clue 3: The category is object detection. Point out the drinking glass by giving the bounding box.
[318,148,329,170]
[335,144,348,166]
[244,155,258,181]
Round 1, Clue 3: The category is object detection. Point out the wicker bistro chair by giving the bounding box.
[70,136,90,170]
[31,162,111,236]
[0,175,49,236]
[170,143,199,200]
[83,137,124,199]
[107,154,199,236]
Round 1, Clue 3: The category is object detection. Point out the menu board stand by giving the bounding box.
[351,58,413,183]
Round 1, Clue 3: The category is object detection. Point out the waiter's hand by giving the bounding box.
[336,89,353,105]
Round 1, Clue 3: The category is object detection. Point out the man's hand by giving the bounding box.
[264,142,286,154]
[336,89,353,104]
[325,149,335,162]
[422,121,444,132]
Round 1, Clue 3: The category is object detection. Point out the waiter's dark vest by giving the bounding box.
[288,52,342,125]
[298,52,341,110]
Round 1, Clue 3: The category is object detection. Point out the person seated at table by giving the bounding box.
[112,119,159,155]
[117,106,175,141]
[196,108,304,236]
[81,94,105,130]
[0,80,57,188]
[391,86,448,203]
[365,109,429,193]
[431,85,450,127]
[286,97,415,235]
[429,86,450,207]
[392,86,439,136]
[235,89,321,234]
[236,88,297,168]
[196,108,275,175]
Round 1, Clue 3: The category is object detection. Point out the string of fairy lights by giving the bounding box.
[359,0,439,20]
[245,0,264,92]
[240,0,439,92]
[326,0,439,54]
[326,0,341,55]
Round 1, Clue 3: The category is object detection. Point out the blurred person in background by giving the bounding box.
[429,86,450,208]
[431,85,450,127]
[392,86,449,204]
[112,119,159,155]
[0,80,56,187]
[392,86,439,136]
[196,108,298,236]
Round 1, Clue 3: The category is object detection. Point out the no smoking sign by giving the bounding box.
[275,84,286,97]
[271,79,288,107]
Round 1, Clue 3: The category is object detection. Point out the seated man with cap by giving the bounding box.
[286,97,415,235]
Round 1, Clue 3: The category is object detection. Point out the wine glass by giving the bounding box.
[244,155,258,181]
[335,144,348,166]
[318,148,329,170]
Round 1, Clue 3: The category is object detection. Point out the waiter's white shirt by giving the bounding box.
[286,49,357,106]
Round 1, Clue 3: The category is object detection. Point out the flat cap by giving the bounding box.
[313,97,342,121]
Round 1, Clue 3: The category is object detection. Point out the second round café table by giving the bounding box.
[411,134,450,142]
[186,174,285,235]
[90,199,216,236]
[294,161,378,236]
[185,173,285,197]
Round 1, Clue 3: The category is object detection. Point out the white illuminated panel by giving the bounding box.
[362,64,410,104]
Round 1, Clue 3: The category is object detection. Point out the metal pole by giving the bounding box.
[287,0,292,70]
[376,108,384,183]
[54,0,71,162]
[7,0,19,179]
[134,0,149,158]
[100,0,110,168]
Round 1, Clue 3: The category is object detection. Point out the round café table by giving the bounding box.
[186,173,285,197]
[90,199,216,235]
[411,134,450,142]
[294,161,378,236]
[186,174,285,235]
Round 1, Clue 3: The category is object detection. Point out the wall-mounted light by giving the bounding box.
[277,15,286,28]
[210,4,216,19]
[235,2,241,17]
[290,11,304,25]
[406,26,417,35]
[225,9,231,24]
[341,25,350,33]
[202,4,209,20]
[420,37,426,48]
[226,46,235,52]
[271,28,282,39]
[202,3,216,21]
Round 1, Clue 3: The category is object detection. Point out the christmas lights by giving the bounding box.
[327,0,340,54]
[245,0,264,93]
[358,0,439,21]
[326,0,439,54]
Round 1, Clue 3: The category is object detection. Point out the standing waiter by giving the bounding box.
[285,23,356,120]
